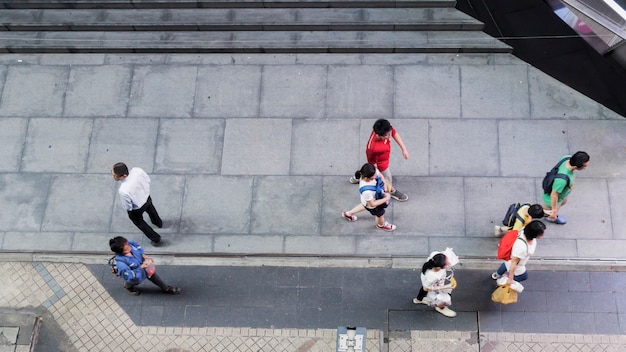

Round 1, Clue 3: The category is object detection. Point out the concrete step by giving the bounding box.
[0,30,511,53]
[0,0,456,9]
[0,8,482,31]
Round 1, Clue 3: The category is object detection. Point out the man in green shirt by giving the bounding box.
[542,151,590,224]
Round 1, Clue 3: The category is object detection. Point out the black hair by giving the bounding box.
[570,151,590,168]
[109,236,128,254]
[421,253,447,274]
[355,163,376,180]
[523,220,546,240]
[112,162,129,177]
[528,204,545,219]
[373,119,392,136]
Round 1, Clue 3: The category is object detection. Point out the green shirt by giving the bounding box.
[542,155,575,207]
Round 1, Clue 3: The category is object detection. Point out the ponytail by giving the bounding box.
[421,253,446,274]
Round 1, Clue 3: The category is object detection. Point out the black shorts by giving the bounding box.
[366,202,387,217]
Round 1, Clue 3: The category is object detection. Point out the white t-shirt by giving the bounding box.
[421,268,451,305]
[420,268,446,291]
[359,178,377,209]
[118,167,151,211]
[505,231,537,275]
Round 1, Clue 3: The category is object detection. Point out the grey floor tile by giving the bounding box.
[319,307,343,329]
[568,312,597,334]
[342,308,387,330]
[296,307,321,329]
[478,311,502,332]
[388,310,414,331]
[161,305,186,327]
[140,305,164,326]
[594,312,621,335]
[205,306,233,327]
[272,307,299,328]
[184,305,209,327]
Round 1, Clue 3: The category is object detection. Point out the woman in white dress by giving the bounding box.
[419,253,456,317]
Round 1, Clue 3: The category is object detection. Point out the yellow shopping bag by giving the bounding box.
[491,284,518,305]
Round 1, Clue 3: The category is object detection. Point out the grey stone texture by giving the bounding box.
[0,52,623,262]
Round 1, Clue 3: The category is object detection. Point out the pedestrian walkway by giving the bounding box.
[3,260,626,351]
[0,53,624,264]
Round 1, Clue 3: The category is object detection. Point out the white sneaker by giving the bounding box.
[435,306,457,317]
[349,176,360,184]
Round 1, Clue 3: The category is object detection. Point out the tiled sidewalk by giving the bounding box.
[3,260,626,351]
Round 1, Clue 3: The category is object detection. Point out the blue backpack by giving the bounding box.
[359,176,385,200]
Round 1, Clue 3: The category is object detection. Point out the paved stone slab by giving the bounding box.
[323,176,371,235]
[148,233,214,254]
[2,232,74,251]
[429,236,496,257]
[460,64,529,118]
[87,118,159,173]
[534,238,579,258]
[260,65,327,118]
[42,174,114,232]
[392,176,465,236]
[0,65,68,117]
[609,179,626,239]
[154,119,225,174]
[291,119,359,175]
[463,177,538,237]
[326,65,393,118]
[284,235,356,254]
[528,67,601,119]
[128,65,197,118]
[0,118,27,172]
[180,175,253,234]
[429,119,499,176]
[64,65,131,117]
[0,173,51,232]
[194,65,262,118]
[214,234,283,253]
[222,118,291,175]
[251,176,322,235]
[542,178,612,240]
[356,235,429,256]
[567,120,626,179]
[21,118,93,173]
[498,120,569,177]
[394,64,460,118]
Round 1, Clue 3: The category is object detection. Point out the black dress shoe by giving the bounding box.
[151,240,161,247]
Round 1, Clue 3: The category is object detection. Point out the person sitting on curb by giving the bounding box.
[109,236,181,296]
[494,203,547,236]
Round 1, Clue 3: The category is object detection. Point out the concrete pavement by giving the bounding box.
[0,53,625,263]
[0,51,625,351]
[3,260,626,351]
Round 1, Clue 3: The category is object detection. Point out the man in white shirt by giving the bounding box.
[112,162,163,246]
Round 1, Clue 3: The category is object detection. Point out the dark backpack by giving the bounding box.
[359,175,385,200]
[496,230,528,261]
[542,157,571,195]
[502,202,530,228]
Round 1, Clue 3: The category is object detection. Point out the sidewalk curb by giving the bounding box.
[2,251,626,271]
